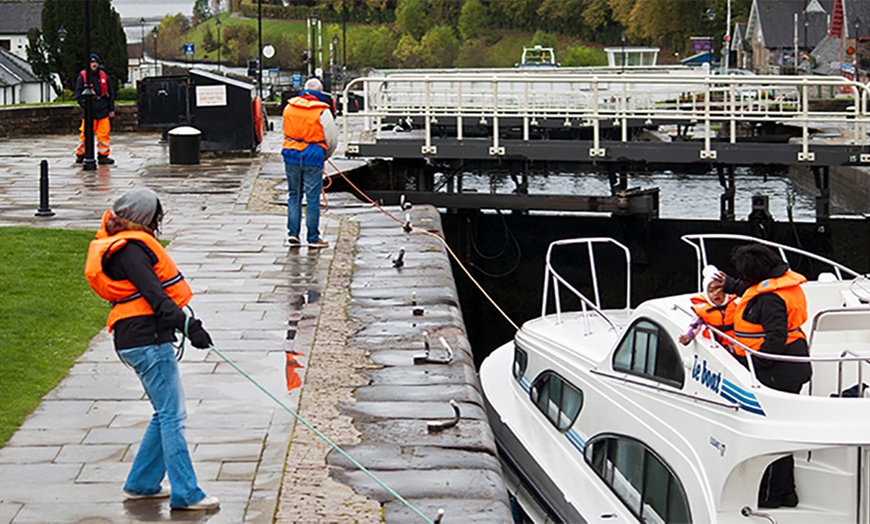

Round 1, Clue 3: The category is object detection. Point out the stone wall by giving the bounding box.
[0,104,142,139]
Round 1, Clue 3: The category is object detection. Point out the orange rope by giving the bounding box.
[326,159,520,332]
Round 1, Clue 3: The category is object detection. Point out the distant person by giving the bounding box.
[678,265,739,360]
[84,188,219,511]
[715,243,811,509]
[74,53,115,165]
[282,77,338,248]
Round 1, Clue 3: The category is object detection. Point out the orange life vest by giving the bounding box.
[84,210,193,330]
[690,294,738,349]
[282,97,329,152]
[733,270,807,354]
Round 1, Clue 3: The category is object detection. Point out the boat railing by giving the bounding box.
[680,233,862,292]
[543,238,631,334]
[675,304,870,395]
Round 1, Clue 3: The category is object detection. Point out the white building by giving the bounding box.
[0,46,55,104]
[0,1,42,61]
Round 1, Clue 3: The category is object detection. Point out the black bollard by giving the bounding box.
[35,159,55,217]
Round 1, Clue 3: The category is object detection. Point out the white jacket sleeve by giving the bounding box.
[320,109,339,159]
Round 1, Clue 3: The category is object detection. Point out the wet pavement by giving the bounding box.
[0,122,510,522]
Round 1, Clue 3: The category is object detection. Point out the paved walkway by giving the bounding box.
[0,125,510,522]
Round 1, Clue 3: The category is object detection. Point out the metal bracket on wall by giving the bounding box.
[489,146,505,156]
[798,151,815,162]
[589,148,606,157]
[700,150,717,160]
[421,145,437,155]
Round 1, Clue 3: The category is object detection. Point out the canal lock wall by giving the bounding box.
[320,203,513,521]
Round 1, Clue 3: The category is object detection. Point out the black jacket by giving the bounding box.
[75,67,115,120]
[103,241,186,350]
[723,262,812,392]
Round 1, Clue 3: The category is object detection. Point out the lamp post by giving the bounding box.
[856,17,862,81]
[257,0,263,100]
[216,16,221,71]
[152,26,158,67]
[82,0,96,171]
[620,31,626,73]
[706,7,716,70]
[56,26,66,102]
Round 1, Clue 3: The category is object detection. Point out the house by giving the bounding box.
[729,22,750,70]
[745,0,832,74]
[0,45,54,104]
[0,1,42,61]
[806,0,870,81]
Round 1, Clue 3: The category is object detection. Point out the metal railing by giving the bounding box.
[541,238,631,335]
[341,71,870,161]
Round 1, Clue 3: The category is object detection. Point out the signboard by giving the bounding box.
[691,36,714,54]
[184,42,195,56]
[841,62,856,74]
[195,85,227,107]
[291,73,302,87]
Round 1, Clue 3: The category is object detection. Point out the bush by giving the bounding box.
[116,87,137,101]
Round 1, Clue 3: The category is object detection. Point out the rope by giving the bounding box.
[326,159,520,332]
[207,344,435,524]
[178,315,435,523]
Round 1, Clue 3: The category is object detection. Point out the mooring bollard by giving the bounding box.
[35,159,55,217]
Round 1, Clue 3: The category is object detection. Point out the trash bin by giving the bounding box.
[168,126,201,165]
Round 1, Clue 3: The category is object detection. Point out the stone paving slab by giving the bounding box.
[0,128,510,522]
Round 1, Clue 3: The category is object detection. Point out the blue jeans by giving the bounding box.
[285,161,324,244]
[118,343,207,508]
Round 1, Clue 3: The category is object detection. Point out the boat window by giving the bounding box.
[585,435,691,523]
[529,371,583,432]
[612,319,685,388]
[512,344,528,381]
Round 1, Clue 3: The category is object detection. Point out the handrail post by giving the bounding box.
[457,81,463,141]
[621,79,628,142]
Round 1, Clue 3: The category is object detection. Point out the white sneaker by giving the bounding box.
[123,486,170,500]
[173,495,220,511]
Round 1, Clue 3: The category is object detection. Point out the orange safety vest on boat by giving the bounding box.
[84,210,193,330]
[690,294,738,349]
[282,97,330,152]
[733,270,807,354]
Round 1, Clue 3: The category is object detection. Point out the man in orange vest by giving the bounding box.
[716,243,811,509]
[282,77,338,248]
[84,188,219,511]
[75,54,115,165]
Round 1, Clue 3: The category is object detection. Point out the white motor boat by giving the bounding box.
[480,234,870,523]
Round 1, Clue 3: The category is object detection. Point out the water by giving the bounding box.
[112,0,196,42]
[455,169,818,221]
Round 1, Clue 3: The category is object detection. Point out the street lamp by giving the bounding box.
[152,26,158,67]
[257,0,263,100]
[82,0,96,171]
[139,17,145,45]
[856,17,862,79]
[216,16,221,71]
[620,31,626,73]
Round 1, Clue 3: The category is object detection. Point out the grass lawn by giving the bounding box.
[0,227,107,447]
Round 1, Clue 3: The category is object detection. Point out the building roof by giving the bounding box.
[0,44,38,86]
[748,0,833,49]
[842,0,870,38]
[807,34,842,75]
[0,1,42,35]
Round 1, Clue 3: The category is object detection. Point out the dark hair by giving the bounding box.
[730,243,784,284]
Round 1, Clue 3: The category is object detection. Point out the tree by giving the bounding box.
[25,28,62,97]
[37,0,127,92]
[428,0,463,26]
[560,45,607,66]
[530,30,557,50]
[395,0,427,40]
[458,0,488,41]
[418,25,459,68]
[394,33,423,68]
[347,25,397,69]
[193,0,213,24]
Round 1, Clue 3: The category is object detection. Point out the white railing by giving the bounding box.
[541,238,631,334]
[341,70,870,161]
